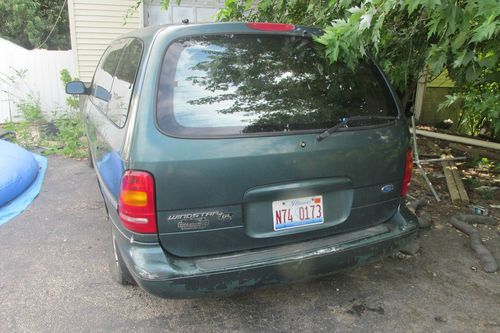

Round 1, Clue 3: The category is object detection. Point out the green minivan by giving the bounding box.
[66,22,417,298]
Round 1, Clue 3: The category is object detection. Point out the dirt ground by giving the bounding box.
[0,139,499,332]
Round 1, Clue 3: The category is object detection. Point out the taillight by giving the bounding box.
[401,148,413,196]
[246,22,295,31]
[118,170,157,234]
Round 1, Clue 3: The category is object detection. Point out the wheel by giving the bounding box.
[87,143,94,168]
[108,230,136,285]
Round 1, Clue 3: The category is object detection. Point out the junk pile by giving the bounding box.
[404,118,500,271]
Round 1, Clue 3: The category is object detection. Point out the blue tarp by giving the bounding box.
[0,139,39,206]
[0,144,47,226]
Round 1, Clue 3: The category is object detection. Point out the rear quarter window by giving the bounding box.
[107,39,143,127]
[90,41,126,112]
[157,34,397,137]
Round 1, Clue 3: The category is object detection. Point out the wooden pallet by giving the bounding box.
[441,155,469,204]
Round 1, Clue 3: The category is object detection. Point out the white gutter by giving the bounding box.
[415,129,500,151]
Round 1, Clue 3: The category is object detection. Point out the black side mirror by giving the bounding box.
[65,81,88,95]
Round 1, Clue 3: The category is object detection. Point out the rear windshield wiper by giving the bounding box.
[316,115,399,142]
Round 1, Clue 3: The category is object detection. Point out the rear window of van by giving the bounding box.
[156,34,397,137]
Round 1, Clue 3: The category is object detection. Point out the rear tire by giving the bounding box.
[108,231,136,286]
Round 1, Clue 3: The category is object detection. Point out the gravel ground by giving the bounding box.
[0,155,498,333]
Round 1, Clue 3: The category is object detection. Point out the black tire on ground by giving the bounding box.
[108,230,136,285]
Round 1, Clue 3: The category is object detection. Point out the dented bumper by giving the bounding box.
[114,206,418,298]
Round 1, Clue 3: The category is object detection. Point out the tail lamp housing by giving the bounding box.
[401,148,413,196]
[118,170,157,234]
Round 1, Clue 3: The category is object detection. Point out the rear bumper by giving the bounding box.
[114,206,418,298]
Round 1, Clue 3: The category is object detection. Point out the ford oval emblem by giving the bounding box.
[381,184,394,193]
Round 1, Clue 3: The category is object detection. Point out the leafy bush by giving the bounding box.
[1,68,87,158]
[60,69,80,109]
[439,75,499,138]
[45,110,86,158]
[51,68,87,158]
[3,99,45,149]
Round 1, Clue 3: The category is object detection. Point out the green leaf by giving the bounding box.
[359,6,376,31]
[407,0,421,15]
[465,65,481,82]
[244,0,255,11]
[451,31,468,51]
[347,6,363,14]
[453,49,474,68]
[470,19,498,43]
[477,53,497,68]
[428,44,447,74]
[160,0,170,10]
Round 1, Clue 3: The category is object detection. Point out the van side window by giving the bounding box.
[107,39,143,127]
[90,41,126,113]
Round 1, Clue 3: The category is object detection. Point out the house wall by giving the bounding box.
[144,0,225,26]
[67,0,143,83]
[67,1,224,83]
[417,71,458,128]
[0,38,74,123]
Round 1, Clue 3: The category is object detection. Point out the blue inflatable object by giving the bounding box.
[0,139,39,207]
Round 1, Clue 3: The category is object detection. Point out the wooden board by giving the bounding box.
[450,163,470,204]
[441,155,469,204]
[442,161,461,204]
[449,143,500,162]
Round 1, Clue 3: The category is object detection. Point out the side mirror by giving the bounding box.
[65,81,88,95]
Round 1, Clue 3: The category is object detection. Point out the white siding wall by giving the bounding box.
[0,38,74,123]
[67,0,143,83]
[144,0,224,26]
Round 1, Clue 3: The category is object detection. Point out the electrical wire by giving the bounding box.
[36,0,68,49]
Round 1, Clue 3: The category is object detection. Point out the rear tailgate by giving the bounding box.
[147,123,407,257]
[131,24,407,257]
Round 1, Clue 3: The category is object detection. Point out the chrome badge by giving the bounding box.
[381,184,394,193]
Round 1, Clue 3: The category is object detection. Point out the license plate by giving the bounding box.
[272,195,324,231]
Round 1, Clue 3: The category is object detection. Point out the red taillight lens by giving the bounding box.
[246,22,295,31]
[401,148,413,196]
[118,170,157,234]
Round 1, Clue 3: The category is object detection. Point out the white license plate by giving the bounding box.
[272,195,324,231]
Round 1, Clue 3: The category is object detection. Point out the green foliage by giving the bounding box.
[53,68,86,158]
[2,68,86,158]
[439,80,499,137]
[3,99,45,149]
[47,110,86,158]
[463,177,480,189]
[60,69,80,110]
[214,1,499,89]
[0,0,70,49]
[439,52,499,138]
[479,189,494,200]
[214,0,431,96]
[3,99,86,158]
[478,158,495,169]
[16,100,45,122]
